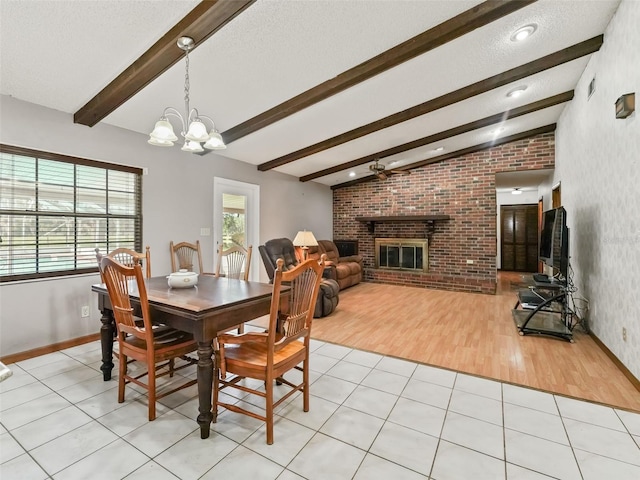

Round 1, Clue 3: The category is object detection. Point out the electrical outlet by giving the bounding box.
[81,306,90,318]
[466,259,474,264]
[622,327,627,342]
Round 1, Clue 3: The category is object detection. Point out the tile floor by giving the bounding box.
[1,329,640,480]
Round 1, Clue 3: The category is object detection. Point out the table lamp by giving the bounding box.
[293,230,318,261]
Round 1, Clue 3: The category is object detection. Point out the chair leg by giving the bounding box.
[237,323,245,334]
[169,358,175,377]
[212,356,219,423]
[303,357,309,412]
[266,374,274,445]
[118,353,127,404]
[148,358,156,421]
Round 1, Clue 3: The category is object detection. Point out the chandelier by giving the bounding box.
[147,36,226,152]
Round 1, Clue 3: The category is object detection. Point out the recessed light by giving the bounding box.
[490,127,505,136]
[512,188,523,195]
[510,24,537,42]
[434,146,445,152]
[349,171,356,177]
[507,86,527,98]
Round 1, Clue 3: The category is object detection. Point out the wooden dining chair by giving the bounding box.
[95,246,151,279]
[170,240,214,275]
[99,256,198,421]
[215,244,252,280]
[214,244,252,335]
[213,256,325,444]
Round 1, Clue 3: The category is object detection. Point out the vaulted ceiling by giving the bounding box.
[0,0,621,189]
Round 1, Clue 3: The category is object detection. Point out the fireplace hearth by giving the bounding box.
[375,238,428,273]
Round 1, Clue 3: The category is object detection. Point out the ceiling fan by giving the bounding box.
[369,159,411,180]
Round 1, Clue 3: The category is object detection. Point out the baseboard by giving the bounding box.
[590,331,640,393]
[0,333,101,365]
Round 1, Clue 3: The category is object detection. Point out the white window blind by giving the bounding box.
[0,145,142,282]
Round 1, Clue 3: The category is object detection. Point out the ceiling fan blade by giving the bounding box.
[390,169,411,175]
[376,171,388,180]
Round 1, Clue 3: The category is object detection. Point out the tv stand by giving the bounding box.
[512,278,576,342]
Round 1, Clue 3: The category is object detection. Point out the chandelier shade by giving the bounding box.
[148,36,226,152]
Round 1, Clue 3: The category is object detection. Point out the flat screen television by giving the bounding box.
[539,207,569,282]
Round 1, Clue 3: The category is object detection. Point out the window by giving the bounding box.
[0,145,142,282]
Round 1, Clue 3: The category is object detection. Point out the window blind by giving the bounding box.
[0,144,142,282]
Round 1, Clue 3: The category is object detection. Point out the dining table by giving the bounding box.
[92,274,286,439]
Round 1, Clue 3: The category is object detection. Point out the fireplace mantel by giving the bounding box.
[355,215,450,235]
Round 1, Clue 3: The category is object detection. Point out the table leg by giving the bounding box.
[99,309,115,381]
[196,340,214,439]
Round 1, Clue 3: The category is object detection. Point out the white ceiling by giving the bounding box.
[0,0,621,188]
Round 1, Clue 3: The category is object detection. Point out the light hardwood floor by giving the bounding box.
[310,273,640,413]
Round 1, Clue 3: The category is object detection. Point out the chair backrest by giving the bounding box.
[267,256,324,352]
[215,244,252,280]
[99,256,153,343]
[95,246,151,279]
[170,240,204,273]
[259,238,299,281]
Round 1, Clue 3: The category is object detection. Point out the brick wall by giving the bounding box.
[333,132,555,294]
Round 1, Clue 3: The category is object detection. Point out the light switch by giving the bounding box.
[200,228,210,236]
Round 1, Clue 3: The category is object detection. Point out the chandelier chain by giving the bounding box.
[184,49,190,116]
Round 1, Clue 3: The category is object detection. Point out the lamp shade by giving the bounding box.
[148,137,174,147]
[181,140,204,153]
[204,130,226,150]
[292,230,318,247]
[149,119,178,142]
[185,119,209,142]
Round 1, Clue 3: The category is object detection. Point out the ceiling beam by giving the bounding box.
[331,124,557,190]
[301,91,573,182]
[261,35,603,172]
[222,0,537,145]
[74,0,256,127]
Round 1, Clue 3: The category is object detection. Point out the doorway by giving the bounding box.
[213,177,260,281]
[500,204,539,272]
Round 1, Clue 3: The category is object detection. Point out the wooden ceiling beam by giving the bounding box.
[261,35,603,172]
[331,124,557,190]
[222,0,537,146]
[301,91,573,182]
[74,0,256,127]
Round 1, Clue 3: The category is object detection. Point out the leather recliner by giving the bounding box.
[315,240,363,290]
[259,238,339,318]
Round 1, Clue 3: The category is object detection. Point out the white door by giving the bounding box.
[213,177,260,281]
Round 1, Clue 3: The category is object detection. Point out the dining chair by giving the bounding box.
[215,244,252,280]
[95,246,151,278]
[99,256,198,421]
[170,240,214,275]
[215,244,253,335]
[213,256,325,444]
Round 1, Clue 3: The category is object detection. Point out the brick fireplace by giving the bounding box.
[333,132,556,294]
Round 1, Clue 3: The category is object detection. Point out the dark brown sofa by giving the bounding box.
[313,240,363,290]
[258,238,339,318]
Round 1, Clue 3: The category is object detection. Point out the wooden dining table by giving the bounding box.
[92,274,286,439]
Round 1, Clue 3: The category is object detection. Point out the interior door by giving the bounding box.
[501,204,539,272]
[213,177,260,281]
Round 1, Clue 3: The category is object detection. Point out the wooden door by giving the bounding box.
[501,204,539,272]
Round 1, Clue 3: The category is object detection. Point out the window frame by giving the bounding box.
[0,144,143,282]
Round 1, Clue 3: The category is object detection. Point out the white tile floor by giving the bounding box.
[1,332,640,480]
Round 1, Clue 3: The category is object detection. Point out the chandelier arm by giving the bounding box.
[162,108,187,136]
[197,114,218,131]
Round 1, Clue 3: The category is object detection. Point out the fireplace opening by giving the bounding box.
[375,238,428,273]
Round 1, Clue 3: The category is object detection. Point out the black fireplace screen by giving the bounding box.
[375,238,428,272]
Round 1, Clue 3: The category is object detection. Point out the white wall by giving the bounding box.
[0,96,333,356]
[554,0,640,378]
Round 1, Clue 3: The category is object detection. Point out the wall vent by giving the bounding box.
[588,76,596,100]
